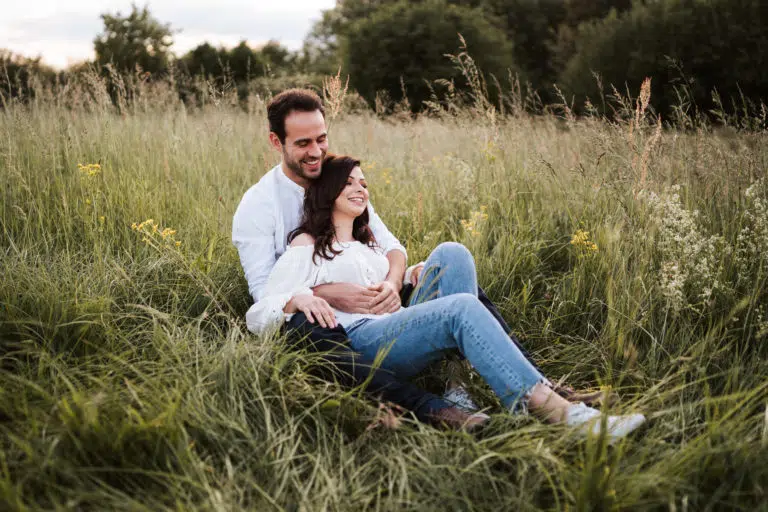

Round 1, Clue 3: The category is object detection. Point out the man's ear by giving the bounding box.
[268,132,283,152]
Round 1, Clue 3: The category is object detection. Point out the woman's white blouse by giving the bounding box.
[245,241,391,333]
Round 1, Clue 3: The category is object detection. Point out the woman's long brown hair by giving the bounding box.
[288,154,377,262]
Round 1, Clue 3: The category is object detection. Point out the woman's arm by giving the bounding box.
[245,245,321,333]
[281,233,336,327]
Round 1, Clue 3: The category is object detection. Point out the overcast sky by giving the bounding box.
[1,0,337,69]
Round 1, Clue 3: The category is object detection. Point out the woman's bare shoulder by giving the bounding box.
[289,233,315,247]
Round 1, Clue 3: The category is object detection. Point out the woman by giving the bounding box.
[247,155,646,439]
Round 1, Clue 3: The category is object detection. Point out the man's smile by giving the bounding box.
[302,158,321,171]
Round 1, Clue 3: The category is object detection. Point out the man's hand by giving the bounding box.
[409,263,425,287]
[313,283,379,314]
[369,281,402,314]
[286,294,337,328]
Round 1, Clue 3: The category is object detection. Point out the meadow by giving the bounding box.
[1,76,767,511]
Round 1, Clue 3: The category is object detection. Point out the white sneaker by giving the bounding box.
[444,385,490,419]
[565,402,646,441]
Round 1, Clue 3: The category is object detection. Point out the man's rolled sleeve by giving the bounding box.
[367,202,407,261]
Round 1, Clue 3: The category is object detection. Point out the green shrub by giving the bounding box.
[343,0,515,111]
[560,0,768,123]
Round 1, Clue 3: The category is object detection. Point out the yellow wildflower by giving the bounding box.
[461,208,489,236]
[99,216,105,224]
[482,140,498,163]
[132,218,181,248]
[570,229,599,253]
[381,168,393,185]
[77,163,102,177]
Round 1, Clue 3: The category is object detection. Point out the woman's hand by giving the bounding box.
[287,294,337,328]
[313,283,379,314]
[369,281,402,314]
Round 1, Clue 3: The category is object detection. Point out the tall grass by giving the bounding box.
[1,73,767,510]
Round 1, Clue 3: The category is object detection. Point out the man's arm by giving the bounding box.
[385,250,406,291]
[367,202,408,265]
[367,202,407,314]
[232,189,277,302]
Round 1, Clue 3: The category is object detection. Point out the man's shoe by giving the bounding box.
[565,402,646,442]
[429,406,490,432]
[444,385,481,412]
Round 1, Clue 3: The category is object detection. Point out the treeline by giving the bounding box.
[3,1,767,123]
[0,5,323,106]
[328,0,767,121]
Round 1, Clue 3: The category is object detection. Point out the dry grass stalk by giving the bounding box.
[638,115,663,189]
[627,77,661,193]
[322,68,349,125]
[635,77,652,130]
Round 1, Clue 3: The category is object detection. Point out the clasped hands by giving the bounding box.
[329,281,403,315]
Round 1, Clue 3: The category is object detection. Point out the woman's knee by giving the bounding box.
[433,242,474,266]
[447,293,484,315]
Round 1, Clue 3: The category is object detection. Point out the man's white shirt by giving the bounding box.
[232,163,407,303]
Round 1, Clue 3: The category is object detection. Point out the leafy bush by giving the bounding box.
[343,0,515,110]
[560,0,768,123]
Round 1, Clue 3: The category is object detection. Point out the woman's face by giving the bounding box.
[333,166,369,218]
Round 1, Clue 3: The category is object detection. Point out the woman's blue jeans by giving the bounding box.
[347,243,546,409]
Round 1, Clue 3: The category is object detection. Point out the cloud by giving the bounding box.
[3,12,101,44]
[0,1,335,68]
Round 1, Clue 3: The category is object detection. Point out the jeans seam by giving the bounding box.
[454,310,526,403]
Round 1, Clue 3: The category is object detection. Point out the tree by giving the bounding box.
[550,0,633,73]
[259,41,292,73]
[0,50,56,101]
[561,0,632,26]
[305,0,487,76]
[94,4,174,74]
[480,0,634,95]
[323,0,634,101]
[297,9,344,75]
[343,0,515,110]
[560,0,768,120]
[483,0,566,90]
[181,42,226,79]
[226,41,266,82]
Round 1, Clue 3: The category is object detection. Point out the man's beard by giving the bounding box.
[283,150,324,181]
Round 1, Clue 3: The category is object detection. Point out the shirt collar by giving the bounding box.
[277,163,306,196]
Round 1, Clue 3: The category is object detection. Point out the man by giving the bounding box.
[232,88,485,429]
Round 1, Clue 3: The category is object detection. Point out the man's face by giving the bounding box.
[271,109,328,186]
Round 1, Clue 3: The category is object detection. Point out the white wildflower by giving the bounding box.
[644,185,728,314]
[736,179,768,281]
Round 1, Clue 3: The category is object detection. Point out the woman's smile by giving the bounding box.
[347,195,367,206]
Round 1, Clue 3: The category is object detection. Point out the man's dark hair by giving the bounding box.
[267,89,325,144]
